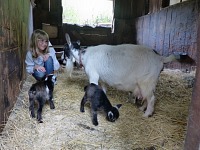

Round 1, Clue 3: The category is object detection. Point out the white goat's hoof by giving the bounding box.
[143,111,153,117]
[143,113,150,118]
[139,106,146,112]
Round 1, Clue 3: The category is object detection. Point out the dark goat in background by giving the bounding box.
[28,74,57,123]
[80,83,122,126]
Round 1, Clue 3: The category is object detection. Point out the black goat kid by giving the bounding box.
[28,74,57,123]
[80,83,122,126]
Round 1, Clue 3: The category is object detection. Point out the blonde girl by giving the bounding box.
[25,29,60,81]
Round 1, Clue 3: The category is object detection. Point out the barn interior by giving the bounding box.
[0,0,200,149]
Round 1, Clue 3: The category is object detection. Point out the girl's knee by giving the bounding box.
[33,71,46,81]
[46,56,53,63]
[44,56,54,74]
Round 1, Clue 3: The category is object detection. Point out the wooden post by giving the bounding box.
[184,0,200,149]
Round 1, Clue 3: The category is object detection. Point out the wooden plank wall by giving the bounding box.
[135,0,197,70]
[62,24,114,46]
[33,0,62,29]
[0,0,29,132]
[184,1,200,149]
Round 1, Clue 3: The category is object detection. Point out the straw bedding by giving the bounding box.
[0,68,195,150]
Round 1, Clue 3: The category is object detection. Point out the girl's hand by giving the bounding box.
[35,65,46,72]
[42,54,50,62]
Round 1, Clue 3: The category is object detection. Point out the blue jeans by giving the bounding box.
[32,56,54,81]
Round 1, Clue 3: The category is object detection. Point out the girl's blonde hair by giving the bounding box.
[30,29,49,58]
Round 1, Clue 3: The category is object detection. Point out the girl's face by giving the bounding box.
[37,38,48,51]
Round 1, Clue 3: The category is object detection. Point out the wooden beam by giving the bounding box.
[184,0,200,149]
[49,45,64,49]
[149,0,162,13]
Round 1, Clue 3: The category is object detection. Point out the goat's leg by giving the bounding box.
[127,92,135,103]
[91,109,98,126]
[143,94,155,117]
[49,91,55,109]
[139,100,147,112]
[49,99,55,109]
[80,95,87,112]
[29,98,35,118]
[37,97,45,123]
[87,70,99,85]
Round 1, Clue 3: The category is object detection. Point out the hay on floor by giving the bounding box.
[0,68,195,150]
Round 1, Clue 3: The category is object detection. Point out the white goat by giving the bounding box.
[64,33,179,117]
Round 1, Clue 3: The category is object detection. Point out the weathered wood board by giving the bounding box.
[135,1,197,70]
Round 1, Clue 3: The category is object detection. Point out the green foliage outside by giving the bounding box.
[62,0,112,27]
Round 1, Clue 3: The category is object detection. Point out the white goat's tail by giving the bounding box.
[66,58,74,77]
[162,54,177,63]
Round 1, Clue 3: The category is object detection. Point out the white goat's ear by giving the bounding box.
[115,104,122,110]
